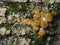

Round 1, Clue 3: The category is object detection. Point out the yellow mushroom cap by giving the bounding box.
[33,13,41,20]
[38,28,45,37]
[42,17,47,22]
[23,19,33,25]
[41,19,48,28]
[45,13,53,22]
[33,8,40,14]
[33,14,39,20]
[27,20,33,25]
[33,26,39,31]
[31,20,40,27]
[41,11,46,16]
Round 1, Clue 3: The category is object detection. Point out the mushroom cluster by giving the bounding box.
[22,8,53,37]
